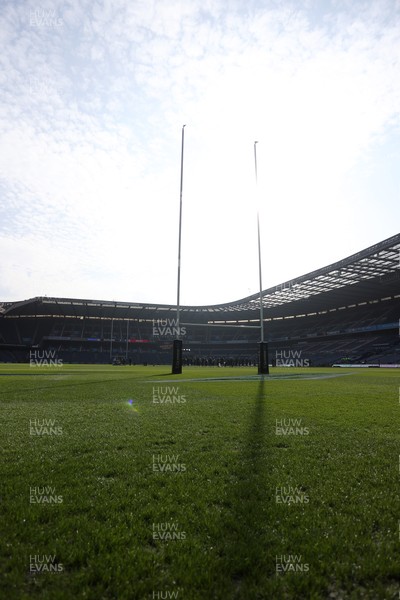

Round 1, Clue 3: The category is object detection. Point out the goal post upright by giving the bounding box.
[172,125,186,374]
[254,141,269,374]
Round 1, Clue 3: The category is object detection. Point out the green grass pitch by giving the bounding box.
[0,364,399,599]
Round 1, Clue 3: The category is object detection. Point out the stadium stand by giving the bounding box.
[0,234,399,366]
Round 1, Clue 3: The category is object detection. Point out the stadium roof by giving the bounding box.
[1,233,399,321]
[216,232,400,316]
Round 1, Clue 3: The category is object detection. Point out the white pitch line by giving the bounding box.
[142,372,355,383]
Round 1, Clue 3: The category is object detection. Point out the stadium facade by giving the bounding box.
[1,234,399,367]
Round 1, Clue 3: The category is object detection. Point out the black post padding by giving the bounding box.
[172,339,183,374]
[258,342,269,374]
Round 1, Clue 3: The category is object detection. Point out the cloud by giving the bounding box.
[0,0,399,304]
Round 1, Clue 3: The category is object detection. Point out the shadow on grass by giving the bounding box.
[213,377,270,596]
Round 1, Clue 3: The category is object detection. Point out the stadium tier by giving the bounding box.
[1,234,399,366]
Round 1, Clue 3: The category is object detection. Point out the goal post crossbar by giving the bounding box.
[180,322,261,329]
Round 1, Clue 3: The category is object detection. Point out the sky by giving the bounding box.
[0,0,399,306]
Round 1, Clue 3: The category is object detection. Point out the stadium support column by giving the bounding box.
[254,141,269,374]
[172,125,186,375]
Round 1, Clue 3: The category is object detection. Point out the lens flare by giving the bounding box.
[127,399,139,413]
